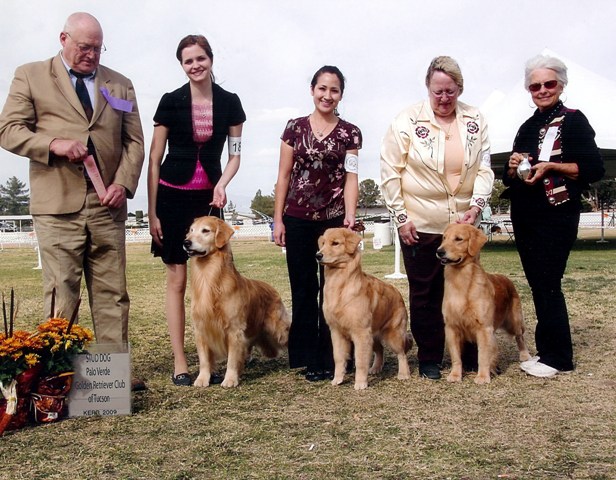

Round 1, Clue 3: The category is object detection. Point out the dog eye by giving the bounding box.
[201,228,210,234]
[332,241,339,246]
[455,236,463,241]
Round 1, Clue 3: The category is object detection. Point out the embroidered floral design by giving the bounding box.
[466,121,479,135]
[415,126,429,139]
[420,136,436,159]
[465,115,480,157]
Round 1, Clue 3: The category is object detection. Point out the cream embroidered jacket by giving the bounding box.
[380,100,493,234]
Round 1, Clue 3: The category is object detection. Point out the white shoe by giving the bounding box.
[520,356,540,371]
[523,361,559,378]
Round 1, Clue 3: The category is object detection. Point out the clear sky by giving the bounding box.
[1,0,614,213]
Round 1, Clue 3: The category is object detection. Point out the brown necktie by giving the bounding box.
[70,69,93,121]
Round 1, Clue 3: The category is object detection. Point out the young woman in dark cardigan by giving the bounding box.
[147,34,245,386]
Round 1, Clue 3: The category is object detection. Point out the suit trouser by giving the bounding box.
[511,209,578,371]
[33,188,129,345]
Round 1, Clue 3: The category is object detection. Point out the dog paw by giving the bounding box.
[331,376,344,386]
[474,374,491,385]
[368,367,383,375]
[519,351,532,362]
[446,372,462,382]
[221,377,239,388]
[354,381,368,390]
[397,372,411,380]
[193,376,210,388]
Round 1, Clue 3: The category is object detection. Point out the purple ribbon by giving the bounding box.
[100,87,133,112]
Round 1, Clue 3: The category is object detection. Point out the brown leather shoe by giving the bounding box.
[131,377,147,392]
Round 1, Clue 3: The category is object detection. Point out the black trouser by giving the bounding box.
[283,215,343,371]
[511,209,579,371]
[400,232,477,367]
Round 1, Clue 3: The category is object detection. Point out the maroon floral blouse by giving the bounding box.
[281,116,362,221]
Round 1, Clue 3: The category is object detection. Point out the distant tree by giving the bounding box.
[0,176,29,215]
[358,179,382,211]
[225,200,237,214]
[595,179,616,211]
[250,189,275,218]
[489,179,510,214]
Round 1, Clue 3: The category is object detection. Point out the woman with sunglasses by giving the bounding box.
[503,54,604,378]
[380,56,493,380]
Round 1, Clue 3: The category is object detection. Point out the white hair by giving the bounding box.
[524,54,568,90]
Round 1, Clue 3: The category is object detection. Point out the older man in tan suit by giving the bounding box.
[0,13,144,358]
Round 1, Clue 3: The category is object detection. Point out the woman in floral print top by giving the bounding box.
[274,65,362,382]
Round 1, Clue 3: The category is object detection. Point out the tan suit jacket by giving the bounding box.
[0,53,144,220]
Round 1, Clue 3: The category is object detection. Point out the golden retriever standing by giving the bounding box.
[183,216,290,388]
[316,228,412,390]
[436,223,531,384]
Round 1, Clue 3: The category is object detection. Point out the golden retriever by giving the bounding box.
[183,216,290,388]
[436,223,531,384]
[316,228,412,390]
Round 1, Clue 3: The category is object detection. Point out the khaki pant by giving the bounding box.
[33,189,129,345]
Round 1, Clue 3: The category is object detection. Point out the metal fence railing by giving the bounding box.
[1,212,614,249]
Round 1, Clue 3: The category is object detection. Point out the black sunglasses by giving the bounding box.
[528,80,558,92]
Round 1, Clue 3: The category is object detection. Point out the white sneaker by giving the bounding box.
[520,356,540,371]
[523,361,559,378]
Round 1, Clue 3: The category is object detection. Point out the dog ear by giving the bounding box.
[214,218,235,248]
[317,234,325,249]
[467,226,488,257]
[344,229,362,254]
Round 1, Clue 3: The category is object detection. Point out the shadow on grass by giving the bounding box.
[484,237,616,252]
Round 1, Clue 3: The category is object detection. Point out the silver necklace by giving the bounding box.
[311,115,331,138]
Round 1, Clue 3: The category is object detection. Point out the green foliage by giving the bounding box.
[0,176,29,215]
[225,200,237,214]
[358,179,382,208]
[250,189,275,218]
[594,179,616,209]
[489,179,510,214]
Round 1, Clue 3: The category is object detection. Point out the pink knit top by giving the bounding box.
[159,103,214,190]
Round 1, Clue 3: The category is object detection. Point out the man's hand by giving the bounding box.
[102,184,126,209]
[50,139,89,162]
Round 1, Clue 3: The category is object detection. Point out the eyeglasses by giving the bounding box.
[64,32,106,55]
[528,80,558,92]
[430,89,459,99]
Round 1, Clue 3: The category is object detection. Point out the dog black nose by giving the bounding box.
[435,248,445,259]
[183,239,191,249]
[315,252,323,262]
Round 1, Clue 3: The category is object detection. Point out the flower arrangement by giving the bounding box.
[36,317,94,376]
[0,288,95,432]
[0,330,43,385]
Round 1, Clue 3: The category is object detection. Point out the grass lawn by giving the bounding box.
[1,232,615,480]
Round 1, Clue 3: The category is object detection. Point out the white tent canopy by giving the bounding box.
[481,49,615,157]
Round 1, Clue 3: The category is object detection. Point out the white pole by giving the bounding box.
[597,203,608,244]
[385,222,407,279]
[34,244,42,270]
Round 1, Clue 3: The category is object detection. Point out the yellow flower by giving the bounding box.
[25,353,40,367]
